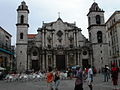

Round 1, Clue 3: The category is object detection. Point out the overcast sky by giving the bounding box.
[0,0,120,45]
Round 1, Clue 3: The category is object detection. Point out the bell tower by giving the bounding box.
[16,1,29,72]
[87,2,108,70]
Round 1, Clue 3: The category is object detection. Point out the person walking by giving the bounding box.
[103,65,109,82]
[54,68,60,90]
[74,67,83,90]
[46,66,54,90]
[111,63,119,90]
[87,65,93,90]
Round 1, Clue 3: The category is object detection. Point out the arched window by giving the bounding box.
[96,15,101,24]
[95,7,99,11]
[20,15,24,24]
[97,31,102,43]
[20,33,23,39]
[33,50,37,56]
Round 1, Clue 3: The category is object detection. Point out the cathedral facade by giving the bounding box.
[16,1,108,72]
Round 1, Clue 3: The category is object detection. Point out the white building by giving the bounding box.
[106,11,120,67]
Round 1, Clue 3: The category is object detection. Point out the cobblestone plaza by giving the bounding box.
[0,74,120,90]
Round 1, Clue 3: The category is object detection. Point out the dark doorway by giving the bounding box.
[82,59,89,69]
[56,55,66,70]
[32,60,39,71]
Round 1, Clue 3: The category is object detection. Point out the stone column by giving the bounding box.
[42,30,44,47]
[75,30,78,47]
[78,52,80,65]
[52,31,54,47]
[46,54,48,69]
[42,54,45,70]
[27,55,30,70]
[65,31,68,47]
[73,32,76,46]
[54,54,56,68]
[52,52,54,68]
[74,52,76,65]
[43,29,46,48]
[66,53,69,68]
[39,55,42,70]
[66,32,69,47]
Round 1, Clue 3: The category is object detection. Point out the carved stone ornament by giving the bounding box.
[47,35,52,41]
[57,30,63,37]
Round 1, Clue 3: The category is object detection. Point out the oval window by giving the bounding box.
[83,51,87,55]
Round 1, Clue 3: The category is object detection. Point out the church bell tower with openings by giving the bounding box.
[87,2,108,70]
[16,1,29,72]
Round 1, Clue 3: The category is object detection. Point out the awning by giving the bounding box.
[0,48,14,55]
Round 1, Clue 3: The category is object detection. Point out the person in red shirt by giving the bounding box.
[85,68,88,73]
[111,63,119,89]
[46,66,54,90]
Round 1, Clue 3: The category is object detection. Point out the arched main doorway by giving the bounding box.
[56,55,66,70]
[82,59,89,69]
[31,48,40,72]
[32,60,40,71]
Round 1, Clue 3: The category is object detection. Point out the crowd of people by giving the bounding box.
[45,63,119,90]
[0,63,119,90]
[45,65,94,90]
[73,63,119,90]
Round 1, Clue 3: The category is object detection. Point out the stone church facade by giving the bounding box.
[16,1,108,72]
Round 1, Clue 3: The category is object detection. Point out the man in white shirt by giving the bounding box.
[87,65,93,90]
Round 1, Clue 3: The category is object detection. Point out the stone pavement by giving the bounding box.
[0,74,120,90]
